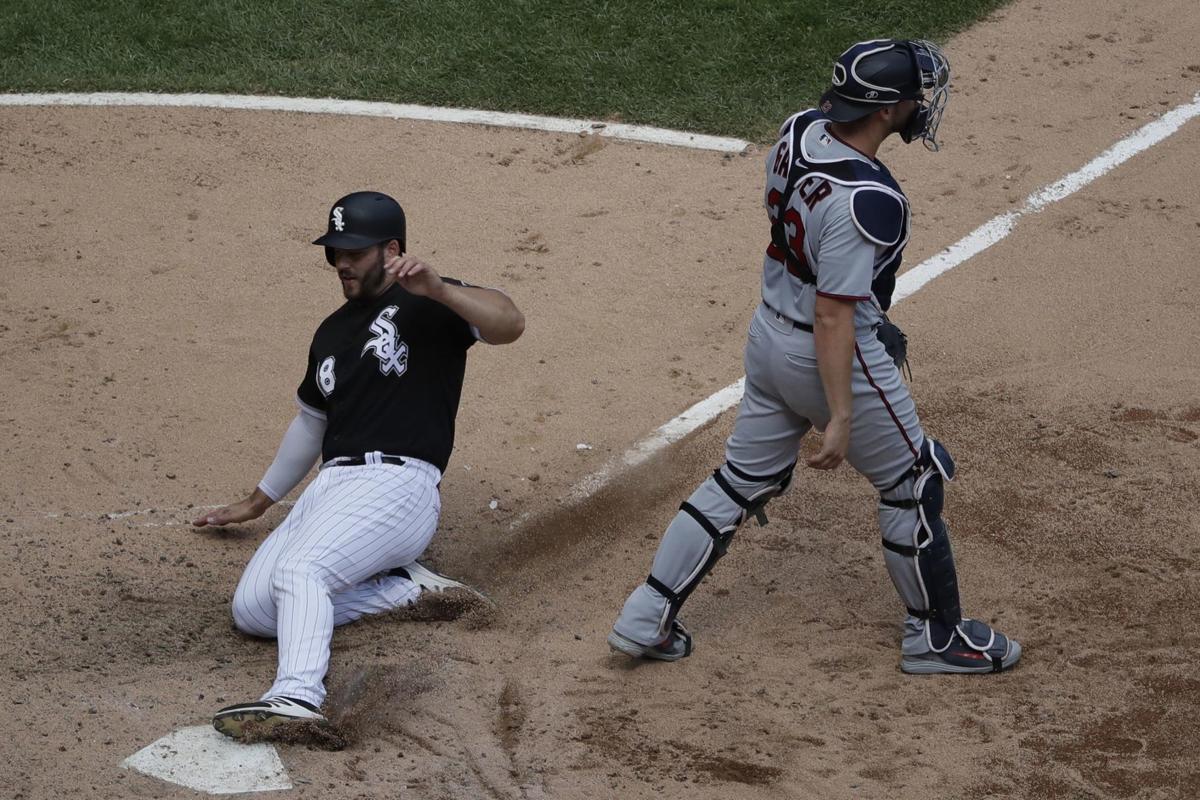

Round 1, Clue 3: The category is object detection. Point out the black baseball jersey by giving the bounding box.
[296,280,477,472]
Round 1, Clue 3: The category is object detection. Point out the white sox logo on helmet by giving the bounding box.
[362,306,409,377]
[332,207,345,232]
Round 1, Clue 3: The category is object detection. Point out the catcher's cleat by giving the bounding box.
[901,620,1021,674]
[608,619,693,662]
[212,696,325,740]
[390,560,493,606]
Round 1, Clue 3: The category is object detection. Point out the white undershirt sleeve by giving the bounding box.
[257,405,327,502]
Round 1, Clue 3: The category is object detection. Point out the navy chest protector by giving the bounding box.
[769,114,909,310]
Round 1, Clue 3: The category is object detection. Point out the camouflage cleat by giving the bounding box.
[212,696,326,740]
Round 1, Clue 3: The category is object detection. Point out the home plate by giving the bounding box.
[121,725,292,794]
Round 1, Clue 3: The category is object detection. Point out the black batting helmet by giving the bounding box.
[818,39,951,150]
[312,191,407,266]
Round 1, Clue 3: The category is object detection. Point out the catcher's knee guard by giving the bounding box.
[612,461,795,646]
[879,438,965,650]
[713,461,796,527]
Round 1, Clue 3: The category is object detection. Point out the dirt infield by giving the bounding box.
[2,0,1199,797]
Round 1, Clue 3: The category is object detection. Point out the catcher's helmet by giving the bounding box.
[818,39,951,150]
[312,191,406,266]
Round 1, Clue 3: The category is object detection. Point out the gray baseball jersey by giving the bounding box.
[761,110,911,331]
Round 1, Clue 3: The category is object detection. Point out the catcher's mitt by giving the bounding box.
[875,316,910,378]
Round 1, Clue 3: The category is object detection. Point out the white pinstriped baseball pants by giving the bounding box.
[231,456,442,706]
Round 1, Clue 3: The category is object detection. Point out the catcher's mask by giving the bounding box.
[818,39,951,151]
[312,191,407,266]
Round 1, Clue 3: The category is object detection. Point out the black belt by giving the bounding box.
[763,303,814,333]
[325,455,406,468]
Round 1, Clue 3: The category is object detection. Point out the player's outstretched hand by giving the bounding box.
[806,416,850,470]
[385,255,445,299]
[193,490,273,527]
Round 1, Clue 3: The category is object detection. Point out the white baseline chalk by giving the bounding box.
[0,92,751,152]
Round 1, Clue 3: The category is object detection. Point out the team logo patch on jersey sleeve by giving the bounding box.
[317,356,336,397]
[362,305,410,377]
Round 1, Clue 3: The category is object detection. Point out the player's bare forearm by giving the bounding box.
[813,294,857,422]
[436,282,525,345]
[809,294,857,469]
[385,255,525,344]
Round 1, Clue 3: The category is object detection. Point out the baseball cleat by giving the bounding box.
[608,620,693,662]
[212,696,325,740]
[901,625,1022,675]
[390,560,492,604]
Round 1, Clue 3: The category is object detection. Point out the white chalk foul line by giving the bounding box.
[0,92,751,153]
[894,92,1200,303]
[564,90,1200,503]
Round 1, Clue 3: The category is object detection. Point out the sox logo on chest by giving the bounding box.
[315,307,409,399]
[362,306,409,378]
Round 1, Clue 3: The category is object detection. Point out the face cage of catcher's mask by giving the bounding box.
[911,40,951,151]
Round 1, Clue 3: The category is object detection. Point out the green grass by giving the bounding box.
[1,0,1008,141]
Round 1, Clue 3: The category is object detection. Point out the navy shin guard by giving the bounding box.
[880,439,963,650]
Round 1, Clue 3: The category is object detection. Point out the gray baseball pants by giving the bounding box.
[613,302,932,652]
